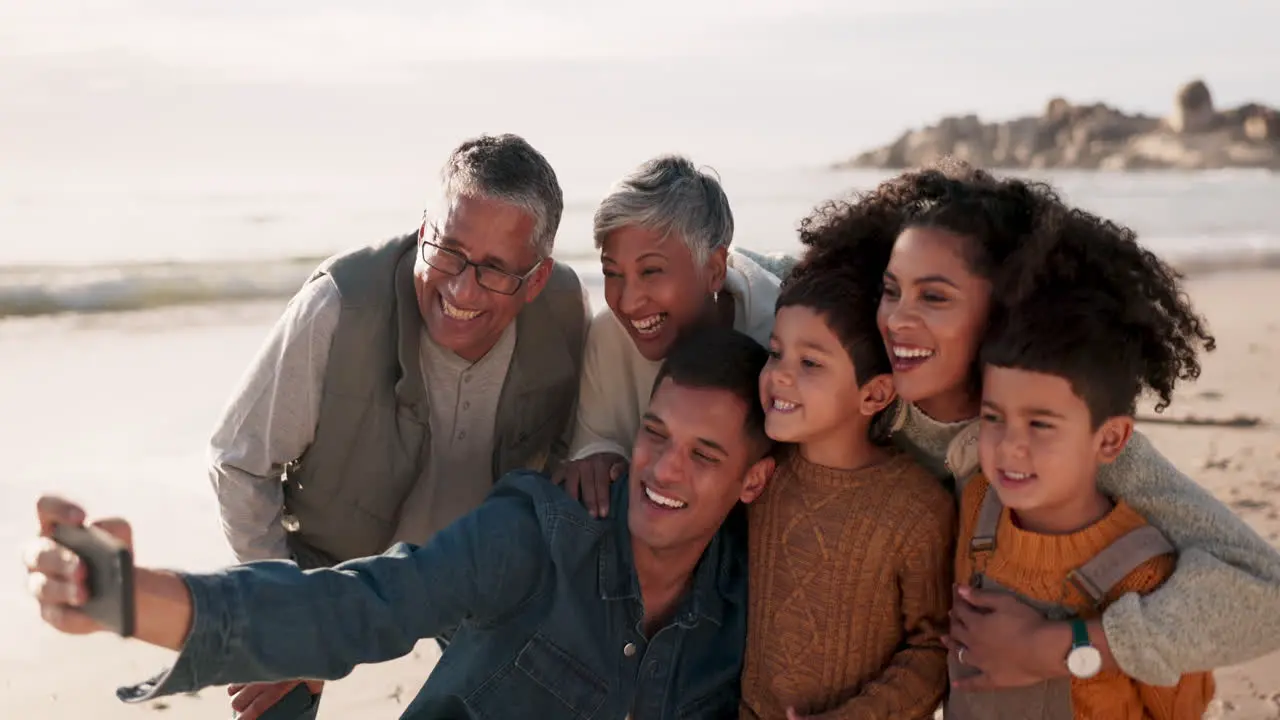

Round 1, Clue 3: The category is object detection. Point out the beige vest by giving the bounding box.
[280,233,586,567]
[945,488,1175,719]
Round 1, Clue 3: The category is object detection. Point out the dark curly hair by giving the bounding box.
[776,251,888,386]
[982,207,1216,422]
[796,158,1062,298]
[796,159,1067,411]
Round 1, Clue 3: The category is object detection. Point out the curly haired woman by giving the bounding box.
[796,161,1280,693]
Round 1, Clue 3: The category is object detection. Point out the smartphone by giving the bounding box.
[51,524,135,638]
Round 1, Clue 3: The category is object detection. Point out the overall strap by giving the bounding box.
[1068,525,1175,606]
[969,484,1003,556]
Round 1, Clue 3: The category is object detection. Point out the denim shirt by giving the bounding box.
[118,472,747,719]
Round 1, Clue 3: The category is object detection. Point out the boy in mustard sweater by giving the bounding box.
[944,207,1216,719]
[739,244,955,719]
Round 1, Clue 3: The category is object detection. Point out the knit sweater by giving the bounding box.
[954,476,1215,719]
[886,400,969,482]
[740,450,955,720]
[890,399,1280,685]
[568,248,788,461]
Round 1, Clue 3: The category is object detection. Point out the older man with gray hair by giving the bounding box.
[554,154,796,517]
[209,133,588,719]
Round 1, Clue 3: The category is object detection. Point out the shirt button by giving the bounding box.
[464,374,472,384]
[281,513,301,532]
[623,642,637,657]
[462,401,471,410]
[457,431,467,440]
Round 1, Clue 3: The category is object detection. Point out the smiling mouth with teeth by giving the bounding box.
[643,483,687,509]
[630,313,667,337]
[769,398,799,413]
[890,343,935,370]
[441,296,483,321]
[999,470,1037,485]
[892,345,934,359]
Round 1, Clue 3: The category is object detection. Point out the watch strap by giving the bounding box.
[1069,617,1091,649]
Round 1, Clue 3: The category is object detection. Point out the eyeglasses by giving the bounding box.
[419,230,541,296]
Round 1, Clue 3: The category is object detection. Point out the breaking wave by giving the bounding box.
[1,242,1277,319]
[0,250,604,319]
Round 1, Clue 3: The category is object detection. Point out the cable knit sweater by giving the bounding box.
[740,450,955,720]
[954,476,1215,719]
[888,399,1280,685]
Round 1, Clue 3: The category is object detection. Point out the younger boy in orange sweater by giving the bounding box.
[739,246,955,719]
[944,208,1216,719]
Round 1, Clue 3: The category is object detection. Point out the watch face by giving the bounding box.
[1067,645,1103,679]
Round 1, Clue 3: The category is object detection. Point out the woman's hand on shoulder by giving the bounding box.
[552,453,627,518]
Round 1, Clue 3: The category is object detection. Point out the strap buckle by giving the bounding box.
[1066,569,1105,606]
[969,535,995,554]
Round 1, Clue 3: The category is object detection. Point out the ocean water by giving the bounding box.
[2,166,1279,319]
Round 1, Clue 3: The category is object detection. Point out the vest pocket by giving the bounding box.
[511,632,609,718]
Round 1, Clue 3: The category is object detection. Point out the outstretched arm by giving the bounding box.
[27,481,548,699]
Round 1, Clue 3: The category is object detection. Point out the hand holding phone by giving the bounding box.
[50,523,136,637]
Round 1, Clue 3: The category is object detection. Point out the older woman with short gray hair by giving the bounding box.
[553,155,795,516]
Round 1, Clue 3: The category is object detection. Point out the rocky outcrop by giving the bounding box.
[1169,79,1216,134]
[837,79,1280,171]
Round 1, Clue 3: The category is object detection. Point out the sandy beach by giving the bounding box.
[2,270,1278,718]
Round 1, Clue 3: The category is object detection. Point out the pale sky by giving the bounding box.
[2,1,1019,74]
[3,1,1277,177]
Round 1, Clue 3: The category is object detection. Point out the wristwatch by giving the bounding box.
[1065,618,1102,679]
